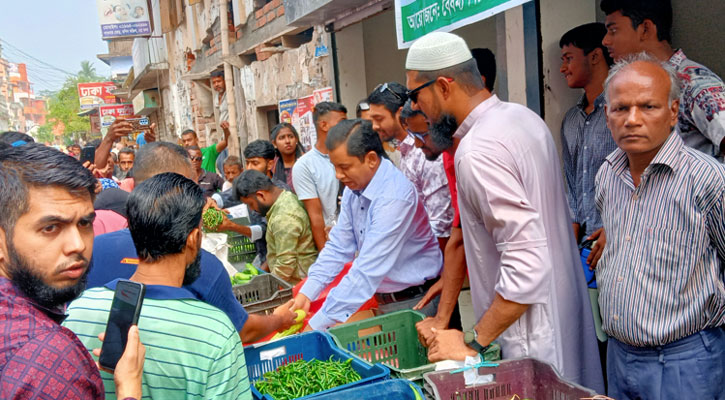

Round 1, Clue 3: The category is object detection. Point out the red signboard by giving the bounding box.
[78,82,118,110]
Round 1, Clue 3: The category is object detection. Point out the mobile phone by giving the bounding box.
[99,280,145,371]
[80,146,96,165]
[125,117,150,131]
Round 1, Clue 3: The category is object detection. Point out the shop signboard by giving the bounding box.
[296,95,316,152]
[78,82,118,110]
[98,103,136,136]
[395,0,532,48]
[97,0,153,39]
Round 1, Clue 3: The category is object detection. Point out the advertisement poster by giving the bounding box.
[313,87,334,104]
[296,95,316,152]
[78,82,118,110]
[97,0,152,40]
[99,103,136,136]
[278,99,298,125]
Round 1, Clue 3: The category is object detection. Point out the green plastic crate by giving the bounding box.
[227,232,256,264]
[328,310,501,383]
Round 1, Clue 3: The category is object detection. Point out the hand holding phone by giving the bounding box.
[80,146,96,165]
[99,280,146,371]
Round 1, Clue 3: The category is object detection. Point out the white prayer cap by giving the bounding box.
[405,32,473,71]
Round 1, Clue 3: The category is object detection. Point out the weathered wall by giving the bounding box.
[236,25,333,142]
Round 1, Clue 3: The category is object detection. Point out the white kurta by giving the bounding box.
[454,95,604,393]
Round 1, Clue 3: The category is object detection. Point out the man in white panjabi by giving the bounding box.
[404,31,604,393]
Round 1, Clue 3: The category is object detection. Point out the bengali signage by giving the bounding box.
[395,0,532,48]
[98,103,136,136]
[97,0,152,39]
[78,82,118,110]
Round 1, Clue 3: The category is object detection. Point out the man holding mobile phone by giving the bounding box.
[0,144,144,399]
[64,173,253,399]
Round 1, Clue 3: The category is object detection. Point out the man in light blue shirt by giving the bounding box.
[292,119,443,330]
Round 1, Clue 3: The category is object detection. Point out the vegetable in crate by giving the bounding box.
[202,208,225,231]
[255,357,362,400]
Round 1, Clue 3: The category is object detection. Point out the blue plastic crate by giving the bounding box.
[245,331,390,400]
[313,379,424,400]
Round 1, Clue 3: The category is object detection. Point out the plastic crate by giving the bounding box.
[328,310,500,382]
[423,358,598,400]
[313,379,424,400]
[245,331,390,400]
[228,232,257,264]
[233,274,293,315]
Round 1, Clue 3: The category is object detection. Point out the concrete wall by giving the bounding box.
[334,22,368,118]
[237,26,334,141]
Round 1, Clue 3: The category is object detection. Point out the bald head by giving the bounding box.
[605,52,680,107]
[133,142,194,184]
[604,53,680,158]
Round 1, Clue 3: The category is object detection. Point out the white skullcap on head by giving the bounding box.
[405,31,472,71]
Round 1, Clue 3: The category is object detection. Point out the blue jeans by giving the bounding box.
[607,327,725,399]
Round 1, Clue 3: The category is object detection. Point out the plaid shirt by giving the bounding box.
[0,278,104,399]
[668,49,725,160]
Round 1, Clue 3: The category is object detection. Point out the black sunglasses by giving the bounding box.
[190,156,203,161]
[407,77,454,103]
[374,82,405,102]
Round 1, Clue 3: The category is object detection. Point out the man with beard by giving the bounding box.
[367,85,453,251]
[0,143,144,399]
[234,170,317,285]
[64,173,251,399]
[86,142,297,344]
[405,32,604,392]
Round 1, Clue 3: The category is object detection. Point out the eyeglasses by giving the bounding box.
[190,156,203,161]
[406,77,454,103]
[406,128,429,143]
[374,82,405,102]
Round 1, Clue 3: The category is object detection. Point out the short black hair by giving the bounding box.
[0,143,96,236]
[133,141,192,184]
[367,82,408,116]
[560,23,614,67]
[600,0,672,43]
[119,147,135,156]
[181,129,197,137]
[243,140,275,161]
[185,145,201,152]
[326,119,386,162]
[210,69,225,78]
[0,131,34,146]
[312,102,347,127]
[471,48,497,91]
[415,58,485,95]
[126,172,204,262]
[233,169,276,199]
[400,99,425,121]
[355,99,370,118]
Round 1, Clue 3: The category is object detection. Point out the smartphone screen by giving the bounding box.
[99,280,145,371]
[80,146,96,165]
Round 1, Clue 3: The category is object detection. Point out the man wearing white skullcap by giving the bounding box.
[406,31,605,393]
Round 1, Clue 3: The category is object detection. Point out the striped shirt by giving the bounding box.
[595,132,725,347]
[62,280,251,400]
[561,93,618,238]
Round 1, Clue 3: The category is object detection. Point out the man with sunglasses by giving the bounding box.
[187,145,224,197]
[405,31,604,393]
[367,84,453,253]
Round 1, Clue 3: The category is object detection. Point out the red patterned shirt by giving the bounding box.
[0,278,104,399]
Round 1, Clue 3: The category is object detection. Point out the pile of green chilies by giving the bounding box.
[202,208,225,231]
[255,357,362,399]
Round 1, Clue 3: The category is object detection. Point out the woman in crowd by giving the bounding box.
[270,122,304,192]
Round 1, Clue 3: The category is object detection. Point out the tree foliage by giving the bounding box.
[41,61,106,141]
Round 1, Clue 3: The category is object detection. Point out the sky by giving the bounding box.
[0,1,112,93]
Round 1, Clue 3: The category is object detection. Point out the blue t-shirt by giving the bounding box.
[87,229,248,332]
[136,133,147,147]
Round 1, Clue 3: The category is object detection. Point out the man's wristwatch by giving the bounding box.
[463,329,491,355]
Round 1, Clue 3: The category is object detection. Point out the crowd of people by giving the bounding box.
[0,0,724,399]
